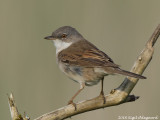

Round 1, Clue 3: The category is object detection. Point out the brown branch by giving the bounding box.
[117,24,160,95]
[8,24,160,120]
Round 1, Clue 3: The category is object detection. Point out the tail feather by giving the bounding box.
[113,68,146,79]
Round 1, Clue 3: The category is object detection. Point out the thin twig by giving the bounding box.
[8,93,30,120]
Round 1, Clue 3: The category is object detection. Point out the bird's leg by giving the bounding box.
[68,82,85,110]
[99,77,106,104]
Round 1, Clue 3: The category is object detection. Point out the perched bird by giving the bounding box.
[44,26,146,108]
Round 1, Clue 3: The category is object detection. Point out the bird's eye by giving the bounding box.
[62,33,67,38]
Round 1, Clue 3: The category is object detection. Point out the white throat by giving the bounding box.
[53,39,72,54]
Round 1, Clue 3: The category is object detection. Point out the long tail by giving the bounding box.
[112,68,146,79]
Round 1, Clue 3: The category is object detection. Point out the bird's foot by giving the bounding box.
[99,91,106,104]
[68,100,77,111]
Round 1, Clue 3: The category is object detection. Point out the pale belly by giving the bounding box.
[58,62,107,86]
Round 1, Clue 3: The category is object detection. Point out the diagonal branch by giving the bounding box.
[117,24,160,94]
[8,24,160,120]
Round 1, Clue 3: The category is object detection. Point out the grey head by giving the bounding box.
[44,26,84,43]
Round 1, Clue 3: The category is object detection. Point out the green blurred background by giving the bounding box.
[1,0,160,120]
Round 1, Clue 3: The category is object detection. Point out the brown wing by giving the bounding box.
[58,40,119,68]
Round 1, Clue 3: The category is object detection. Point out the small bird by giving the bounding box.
[44,26,146,108]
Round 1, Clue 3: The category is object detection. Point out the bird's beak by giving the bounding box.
[44,36,56,40]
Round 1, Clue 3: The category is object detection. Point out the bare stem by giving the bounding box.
[8,93,30,120]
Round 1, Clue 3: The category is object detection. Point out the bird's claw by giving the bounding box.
[68,100,77,111]
[99,91,106,104]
